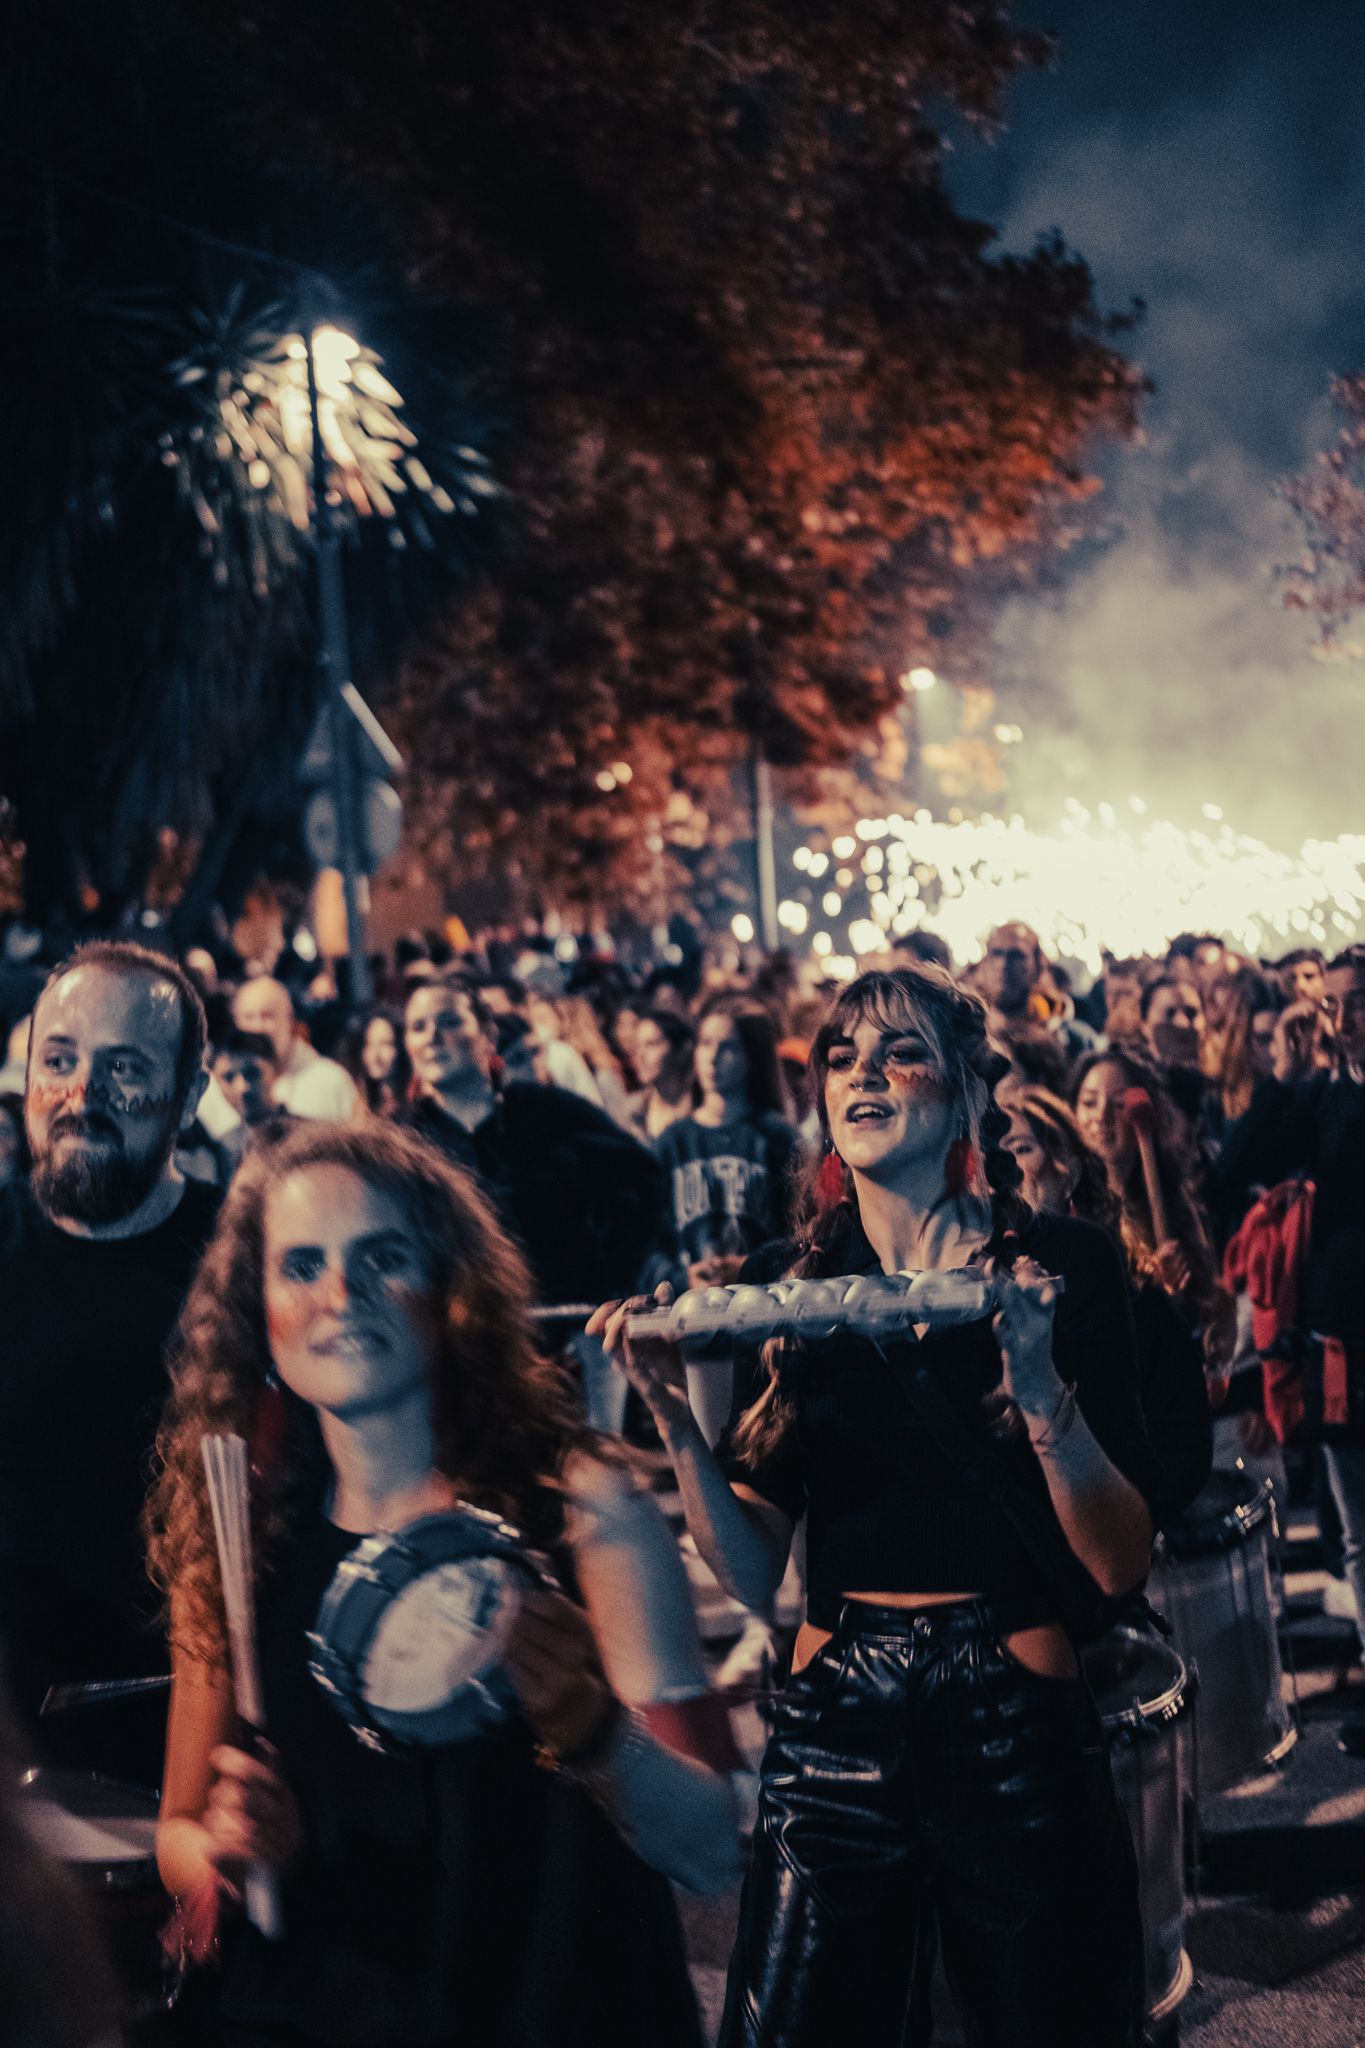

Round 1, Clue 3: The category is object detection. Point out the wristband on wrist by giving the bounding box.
[1028,1381,1077,1457]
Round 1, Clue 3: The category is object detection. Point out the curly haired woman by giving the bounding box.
[592,966,1158,2048]
[146,1120,738,2048]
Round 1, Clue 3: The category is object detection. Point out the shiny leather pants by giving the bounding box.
[718,1601,1144,2048]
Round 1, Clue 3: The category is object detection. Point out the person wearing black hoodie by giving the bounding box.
[400,976,667,1311]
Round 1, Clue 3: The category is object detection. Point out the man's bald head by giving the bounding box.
[232,977,297,1068]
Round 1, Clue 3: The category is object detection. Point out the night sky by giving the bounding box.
[946,0,1365,844]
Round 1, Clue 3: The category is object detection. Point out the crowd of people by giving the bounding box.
[0,906,1362,2047]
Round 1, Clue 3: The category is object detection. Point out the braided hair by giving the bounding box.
[732,966,1031,1464]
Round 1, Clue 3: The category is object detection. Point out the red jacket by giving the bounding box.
[1223,1178,1314,1443]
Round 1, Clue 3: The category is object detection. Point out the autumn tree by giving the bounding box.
[185,1,1147,920]
[1283,369,1365,660]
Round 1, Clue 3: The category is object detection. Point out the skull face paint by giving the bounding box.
[26,964,193,1226]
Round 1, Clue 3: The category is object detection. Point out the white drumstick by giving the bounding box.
[202,1433,284,1942]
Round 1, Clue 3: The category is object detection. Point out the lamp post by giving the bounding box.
[305,325,371,1006]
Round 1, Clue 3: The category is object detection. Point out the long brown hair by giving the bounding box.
[1005,1085,1122,1240]
[732,966,1029,1466]
[145,1120,596,1662]
[1068,1046,1234,1367]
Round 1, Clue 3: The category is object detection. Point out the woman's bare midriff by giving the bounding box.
[791,1592,1080,1681]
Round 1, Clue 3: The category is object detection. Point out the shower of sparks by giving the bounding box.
[789,800,1365,975]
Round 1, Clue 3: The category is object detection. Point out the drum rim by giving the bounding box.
[309,1503,558,1753]
[16,1765,162,1884]
[1085,1630,1191,1736]
[1160,1473,1274,1558]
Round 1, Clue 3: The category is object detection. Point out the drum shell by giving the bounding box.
[1153,1474,1295,1796]
[16,1769,181,2027]
[1085,1630,1193,2027]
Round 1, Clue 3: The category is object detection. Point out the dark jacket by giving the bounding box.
[401,1083,667,1307]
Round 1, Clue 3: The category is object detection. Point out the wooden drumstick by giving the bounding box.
[1121,1088,1170,1249]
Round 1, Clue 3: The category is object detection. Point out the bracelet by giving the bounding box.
[538,1699,653,1810]
[1028,1382,1077,1457]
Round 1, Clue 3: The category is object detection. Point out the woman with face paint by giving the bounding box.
[593,967,1159,2048]
[146,1121,738,2048]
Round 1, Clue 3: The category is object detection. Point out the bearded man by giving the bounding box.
[0,941,219,1783]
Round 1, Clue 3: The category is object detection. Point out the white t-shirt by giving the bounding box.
[273,1041,361,1121]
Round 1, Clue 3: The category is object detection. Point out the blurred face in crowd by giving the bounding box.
[695,1014,749,1103]
[1289,956,1326,1005]
[1143,981,1204,1070]
[233,978,296,1069]
[980,923,1041,1016]
[1002,1111,1076,1216]
[361,1017,400,1084]
[184,947,219,996]
[213,1048,279,1126]
[263,1166,438,1424]
[26,965,199,1225]
[1249,1008,1280,1081]
[1324,963,1365,1070]
[527,998,562,1050]
[614,1006,643,1066]
[404,985,491,1096]
[632,1018,672,1089]
[823,1004,956,1188]
[1188,940,1228,993]
[1073,1060,1138,1176]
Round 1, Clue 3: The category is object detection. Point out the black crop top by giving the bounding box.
[716,1212,1160,1628]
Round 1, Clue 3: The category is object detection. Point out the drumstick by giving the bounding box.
[202,1433,284,1942]
[1121,1088,1170,1248]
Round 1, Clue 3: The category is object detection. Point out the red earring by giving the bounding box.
[248,1375,287,1483]
[945,1136,976,1197]
[817,1147,848,1207]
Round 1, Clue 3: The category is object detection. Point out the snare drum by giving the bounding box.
[1084,1629,1194,2034]
[1152,1469,1296,1796]
[309,1506,559,1753]
[16,1767,181,2025]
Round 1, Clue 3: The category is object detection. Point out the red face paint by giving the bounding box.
[885,1068,949,1098]
[29,1080,83,1117]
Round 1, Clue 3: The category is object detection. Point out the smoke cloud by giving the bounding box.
[949,7,1365,847]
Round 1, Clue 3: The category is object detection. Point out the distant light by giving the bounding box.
[848,919,885,955]
[812,932,833,957]
[553,935,579,962]
[832,835,857,859]
[595,769,618,792]
[293,928,319,961]
[731,913,755,943]
[1129,795,1148,815]
[792,847,812,871]
[863,846,885,873]
[777,900,809,934]
[822,891,842,917]
[993,723,1024,745]
[664,943,684,965]
[836,867,854,888]
[903,667,938,693]
[824,955,857,981]
[1202,803,1224,821]
[807,852,829,878]
[609,761,634,784]
[311,325,360,401]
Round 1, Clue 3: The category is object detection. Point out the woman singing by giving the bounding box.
[146,1121,738,2048]
[594,966,1157,2048]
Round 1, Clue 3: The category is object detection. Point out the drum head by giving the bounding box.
[310,1505,554,1752]
[363,1555,519,1716]
[1083,1628,1189,1736]
[16,1769,160,1876]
